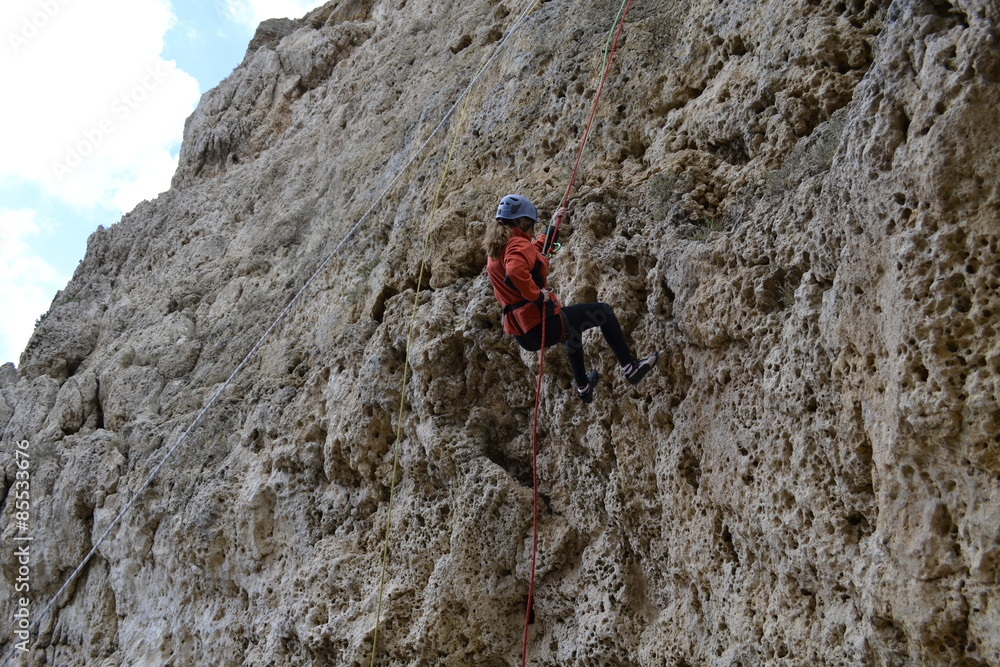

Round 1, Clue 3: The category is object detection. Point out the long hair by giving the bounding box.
[483,219,514,260]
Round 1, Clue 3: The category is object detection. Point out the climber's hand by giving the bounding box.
[552,206,568,226]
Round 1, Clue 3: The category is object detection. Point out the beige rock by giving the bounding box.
[2,0,998,665]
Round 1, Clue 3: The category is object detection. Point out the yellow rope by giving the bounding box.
[369,2,543,663]
[602,0,631,72]
[368,66,479,667]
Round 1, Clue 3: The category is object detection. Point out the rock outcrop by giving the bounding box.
[2,0,998,664]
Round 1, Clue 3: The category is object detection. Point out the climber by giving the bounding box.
[484,194,659,403]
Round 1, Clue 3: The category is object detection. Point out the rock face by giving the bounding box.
[2,0,998,664]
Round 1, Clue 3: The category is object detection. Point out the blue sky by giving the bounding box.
[0,0,326,366]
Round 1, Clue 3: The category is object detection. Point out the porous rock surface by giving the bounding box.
[2,0,999,664]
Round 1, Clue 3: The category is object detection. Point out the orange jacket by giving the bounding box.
[486,228,562,336]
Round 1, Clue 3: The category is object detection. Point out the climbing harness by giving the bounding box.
[522,1,636,665]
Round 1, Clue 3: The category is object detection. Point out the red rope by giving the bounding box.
[521,307,545,665]
[521,2,635,664]
[550,0,636,249]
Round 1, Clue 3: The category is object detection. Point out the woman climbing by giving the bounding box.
[484,194,659,403]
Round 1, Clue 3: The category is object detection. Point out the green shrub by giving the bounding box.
[649,170,679,215]
[682,216,727,242]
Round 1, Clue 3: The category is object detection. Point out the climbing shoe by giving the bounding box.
[624,351,659,385]
[577,370,600,404]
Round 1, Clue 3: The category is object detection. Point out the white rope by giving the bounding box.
[5,0,543,660]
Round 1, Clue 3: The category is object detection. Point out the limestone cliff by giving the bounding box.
[2,0,998,664]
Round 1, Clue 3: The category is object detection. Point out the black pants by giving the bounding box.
[514,302,633,388]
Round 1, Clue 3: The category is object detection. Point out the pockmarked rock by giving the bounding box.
[1,0,997,665]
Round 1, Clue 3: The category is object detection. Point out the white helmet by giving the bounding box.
[496,194,538,224]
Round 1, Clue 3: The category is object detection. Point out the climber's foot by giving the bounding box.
[623,351,659,385]
[577,370,600,404]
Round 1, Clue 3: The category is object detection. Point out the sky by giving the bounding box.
[0,0,328,367]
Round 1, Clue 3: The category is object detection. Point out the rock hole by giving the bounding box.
[450,35,473,54]
[371,286,398,323]
[679,447,702,491]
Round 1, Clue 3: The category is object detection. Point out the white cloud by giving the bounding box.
[0,209,70,366]
[220,0,327,30]
[0,0,204,366]
[0,0,201,212]
[0,0,324,366]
